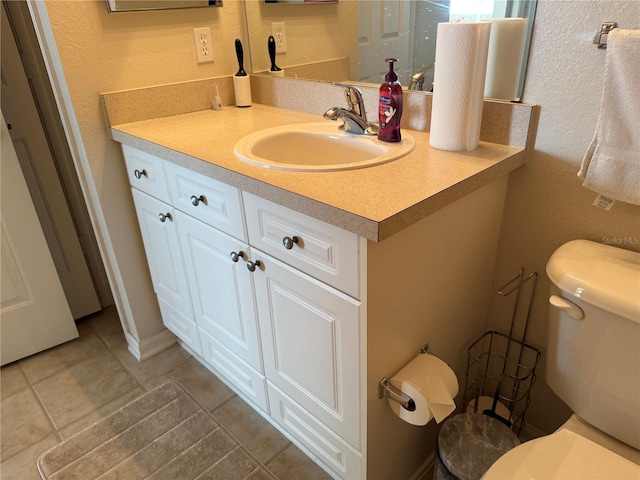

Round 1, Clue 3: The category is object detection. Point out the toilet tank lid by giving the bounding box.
[546,240,640,324]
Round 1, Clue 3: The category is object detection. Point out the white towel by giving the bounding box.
[578,29,640,206]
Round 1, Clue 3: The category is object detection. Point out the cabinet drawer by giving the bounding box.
[157,296,201,356]
[200,330,268,413]
[122,145,171,203]
[243,192,359,298]
[165,161,246,241]
[268,383,362,480]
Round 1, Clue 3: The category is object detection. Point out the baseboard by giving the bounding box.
[520,422,545,442]
[411,452,436,480]
[125,328,176,361]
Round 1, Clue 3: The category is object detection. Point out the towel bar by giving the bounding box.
[593,22,617,48]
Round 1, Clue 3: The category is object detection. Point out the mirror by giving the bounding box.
[245,0,536,99]
[265,0,338,3]
[106,0,222,13]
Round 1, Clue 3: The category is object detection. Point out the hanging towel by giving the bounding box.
[578,29,640,206]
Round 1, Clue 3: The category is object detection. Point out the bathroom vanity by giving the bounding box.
[104,79,537,480]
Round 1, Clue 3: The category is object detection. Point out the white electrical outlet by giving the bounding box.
[271,22,287,53]
[192,27,214,64]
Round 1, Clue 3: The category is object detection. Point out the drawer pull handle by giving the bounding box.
[246,260,262,272]
[230,251,245,263]
[158,212,172,223]
[134,169,147,179]
[190,195,205,206]
[283,236,299,250]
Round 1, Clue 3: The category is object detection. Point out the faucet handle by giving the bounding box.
[332,83,367,122]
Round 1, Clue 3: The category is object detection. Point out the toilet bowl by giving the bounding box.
[482,415,639,479]
[482,240,640,479]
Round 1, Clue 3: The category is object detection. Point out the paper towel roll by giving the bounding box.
[484,18,527,100]
[388,353,458,426]
[429,22,492,152]
[233,75,252,107]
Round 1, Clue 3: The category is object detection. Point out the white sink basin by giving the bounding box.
[233,122,415,172]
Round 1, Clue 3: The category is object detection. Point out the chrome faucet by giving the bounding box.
[409,63,435,92]
[323,84,378,135]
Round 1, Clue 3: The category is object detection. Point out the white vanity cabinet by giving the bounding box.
[122,142,507,480]
[123,145,365,479]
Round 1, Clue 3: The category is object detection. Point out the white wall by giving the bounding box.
[488,0,640,435]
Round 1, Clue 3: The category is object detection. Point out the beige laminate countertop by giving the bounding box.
[111,103,527,242]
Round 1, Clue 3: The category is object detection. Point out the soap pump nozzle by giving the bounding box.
[385,58,399,83]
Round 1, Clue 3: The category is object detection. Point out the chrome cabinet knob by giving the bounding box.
[158,212,172,223]
[134,169,147,179]
[283,236,299,250]
[190,195,205,206]
[246,260,262,272]
[230,251,245,263]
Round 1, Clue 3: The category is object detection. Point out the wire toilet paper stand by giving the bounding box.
[463,268,541,435]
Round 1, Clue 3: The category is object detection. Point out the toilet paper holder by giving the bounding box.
[378,343,434,412]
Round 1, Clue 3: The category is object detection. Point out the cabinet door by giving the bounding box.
[176,211,262,372]
[252,252,361,448]
[131,189,193,320]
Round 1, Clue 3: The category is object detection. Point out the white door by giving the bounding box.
[1,115,78,366]
[358,0,414,84]
[1,7,100,319]
[252,252,361,448]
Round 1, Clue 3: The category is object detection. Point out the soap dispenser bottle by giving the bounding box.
[378,58,403,142]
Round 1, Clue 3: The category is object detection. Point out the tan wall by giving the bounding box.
[487,0,640,435]
[44,0,248,341]
[244,0,358,77]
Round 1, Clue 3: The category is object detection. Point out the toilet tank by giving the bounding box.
[546,239,640,450]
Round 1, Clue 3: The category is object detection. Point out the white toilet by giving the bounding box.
[483,239,640,479]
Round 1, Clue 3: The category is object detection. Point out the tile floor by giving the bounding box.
[0,307,332,480]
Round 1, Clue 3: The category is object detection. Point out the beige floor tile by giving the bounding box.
[1,364,29,399]
[146,357,236,411]
[213,396,291,464]
[112,342,191,387]
[57,386,146,440]
[267,444,333,480]
[0,434,59,480]
[33,350,139,429]
[86,306,127,348]
[20,321,108,384]
[1,389,54,461]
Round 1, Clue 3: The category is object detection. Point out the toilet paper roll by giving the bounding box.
[388,353,459,426]
[429,22,492,152]
[484,18,527,100]
[233,75,252,107]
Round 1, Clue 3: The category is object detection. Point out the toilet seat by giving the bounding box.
[482,429,640,479]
